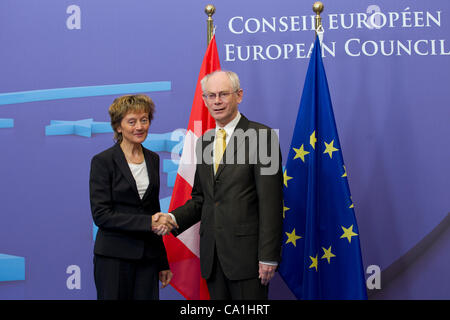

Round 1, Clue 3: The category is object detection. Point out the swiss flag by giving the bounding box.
[163,35,220,300]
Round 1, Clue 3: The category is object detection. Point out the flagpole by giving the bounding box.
[205,4,216,46]
[313,1,324,36]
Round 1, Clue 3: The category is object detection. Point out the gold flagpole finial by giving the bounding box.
[205,4,216,46]
[313,2,324,35]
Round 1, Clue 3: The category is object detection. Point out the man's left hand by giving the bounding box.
[258,263,276,286]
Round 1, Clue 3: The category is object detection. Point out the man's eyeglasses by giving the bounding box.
[202,90,239,102]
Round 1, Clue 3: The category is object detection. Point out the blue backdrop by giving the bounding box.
[0,0,449,299]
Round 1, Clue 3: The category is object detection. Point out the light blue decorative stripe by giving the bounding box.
[0,81,172,105]
[0,254,25,281]
[159,196,172,213]
[93,223,98,241]
[0,118,14,128]
[166,171,177,187]
[163,159,179,187]
[163,159,180,173]
[45,119,112,137]
[142,131,184,153]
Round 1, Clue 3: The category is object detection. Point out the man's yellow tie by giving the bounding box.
[214,128,226,174]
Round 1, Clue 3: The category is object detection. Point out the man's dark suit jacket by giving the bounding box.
[89,143,169,271]
[172,114,283,281]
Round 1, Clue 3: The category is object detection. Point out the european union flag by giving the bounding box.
[279,37,367,300]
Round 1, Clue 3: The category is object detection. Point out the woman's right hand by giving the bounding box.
[152,213,178,235]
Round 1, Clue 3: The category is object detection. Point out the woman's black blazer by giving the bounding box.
[89,143,169,270]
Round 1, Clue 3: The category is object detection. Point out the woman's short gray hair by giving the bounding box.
[200,70,241,92]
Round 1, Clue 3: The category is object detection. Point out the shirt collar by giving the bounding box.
[215,111,241,138]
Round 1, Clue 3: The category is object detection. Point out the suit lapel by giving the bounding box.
[141,148,155,201]
[112,143,140,198]
[214,114,249,180]
[201,129,216,186]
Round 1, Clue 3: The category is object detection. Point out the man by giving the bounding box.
[155,70,283,300]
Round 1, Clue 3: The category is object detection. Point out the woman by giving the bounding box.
[89,94,175,300]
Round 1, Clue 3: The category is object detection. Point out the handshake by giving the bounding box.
[151,212,178,236]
